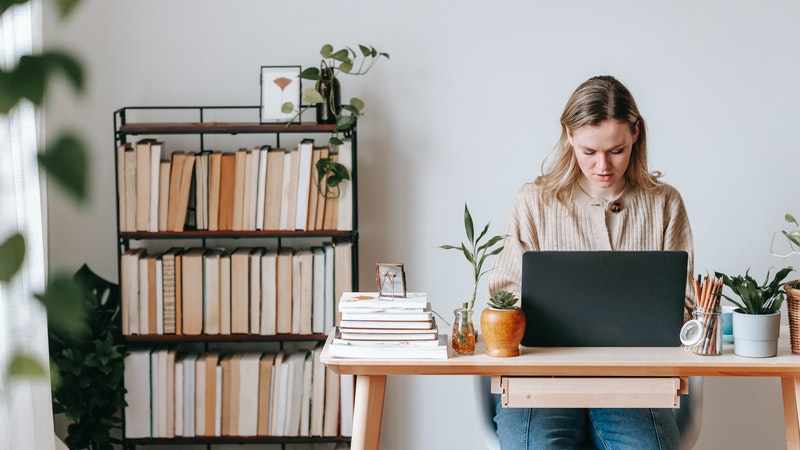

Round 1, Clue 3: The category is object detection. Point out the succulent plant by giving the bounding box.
[487,290,519,310]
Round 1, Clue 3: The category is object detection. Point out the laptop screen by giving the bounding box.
[520,250,688,347]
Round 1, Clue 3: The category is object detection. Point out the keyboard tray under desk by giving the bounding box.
[492,376,688,408]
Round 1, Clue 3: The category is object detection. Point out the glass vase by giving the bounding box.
[315,68,340,124]
[452,308,475,355]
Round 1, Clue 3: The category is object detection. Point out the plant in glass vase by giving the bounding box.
[282,44,389,199]
[439,204,505,355]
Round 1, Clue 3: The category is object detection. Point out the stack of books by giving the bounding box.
[329,292,448,359]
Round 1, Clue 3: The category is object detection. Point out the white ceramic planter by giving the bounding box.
[731,310,781,357]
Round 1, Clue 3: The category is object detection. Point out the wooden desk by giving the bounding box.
[320,327,800,450]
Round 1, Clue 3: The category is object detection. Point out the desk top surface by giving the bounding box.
[320,327,800,377]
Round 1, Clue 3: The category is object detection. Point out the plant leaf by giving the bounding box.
[787,214,798,226]
[7,351,48,379]
[280,102,294,114]
[464,204,475,244]
[349,97,365,112]
[53,0,82,18]
[299,67,320,80]
[320,44,334,58]
[38,131,89,202]
[35,273,89,341]
[0,0,28,17]
[302,88,324,105]
[0,232,25,282]
[331,49,350,63]
[339,61,353,74]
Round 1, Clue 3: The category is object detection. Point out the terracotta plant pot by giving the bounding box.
[480,307,526,357]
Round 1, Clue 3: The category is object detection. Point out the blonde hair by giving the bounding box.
[537,75,662,205]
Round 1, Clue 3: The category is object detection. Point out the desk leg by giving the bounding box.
[781,377,800,450]
[350,374,387,450]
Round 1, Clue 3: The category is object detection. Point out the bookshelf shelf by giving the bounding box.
[114,106,358,448]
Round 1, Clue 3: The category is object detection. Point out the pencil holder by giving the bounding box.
[690,307,722,356]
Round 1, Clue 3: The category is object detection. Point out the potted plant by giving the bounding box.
[715,267,793,357]
[282,44,388,199]
[480,290,525,357]
[439,203,505,355]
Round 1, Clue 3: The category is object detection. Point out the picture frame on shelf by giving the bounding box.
[376,263,407,298]
[260,65,301,123]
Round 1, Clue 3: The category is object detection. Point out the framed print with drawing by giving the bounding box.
[376,263,407,298]
[260,66,301,123]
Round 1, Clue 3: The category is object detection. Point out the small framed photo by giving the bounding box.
[376,263,407,298]
[260,66,301,123]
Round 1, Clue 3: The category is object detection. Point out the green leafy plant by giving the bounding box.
[50,265,128,450]
[487,290,519,310]
[715,267,794,314]
[0,0,91,380]
[771,213,800,288]
[283,44,388,198]
[439,203,505,310]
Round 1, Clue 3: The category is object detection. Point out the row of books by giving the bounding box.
[121,242,353,336]
[116,138,353,233]
[328,292,449,359]
[124,345,354,438]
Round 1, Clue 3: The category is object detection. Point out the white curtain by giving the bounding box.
[0,1,55,449]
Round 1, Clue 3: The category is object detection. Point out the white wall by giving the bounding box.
[43,1,800,449]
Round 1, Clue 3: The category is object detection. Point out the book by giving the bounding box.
[276,247,294,334]
[180,353,198,437]
[220,250,232,335]
[297,249,314,335]
[157,160,171,231]
[275,353,290,436]
[207,151,223,231]
[238,353,261,436]
[311,247,326,334]
[306,145,326,231]
[339,374,355,437]
[155,257,164,334]
[332,336,443,347]
[338,292,429,310]
[194,354,206,436]
[124,349,151,438]
[174,357,184,436]
[255,145,269,230]
[231,148,247,231]
[339,305,433,322]
[249,248,265,334]
[203,352,220,436]
[321,152,339,230]
[333,242,353,323]
[291,252,302,335]
[167,151,196,232]
[338,329,438,341]
[338,319,435,330]
[194,150,210,230]
[284,350,309,436]
[328,334,448,360]
[174,249,184,335]
[294,139,314,231]
[243,148,260,231]
[151,349,165,436]
[219,354,233,436]
[256,352,276,436]
[217,153,236,231]
[299,349,314,436]
[321,368,339,437]
[146,255,157,334]
[280,147,299,231]
[215,363,222,436]
[137,254,152,335]
[259,249,278,336]
[230,247,253,334]
[263,147,285,231]
[135,138,153,231]
[181,248,207,335]
[336,138,353,231]
[121,248,144,335]
[323,243,335,332]
[149,141,164,232]
[203,250,223,335]
[116,143,131,232]
[161,247,181,334]
[309,343,326,436]
[122,144,137,232]
[165,349,176,437]
[268,351,285,436]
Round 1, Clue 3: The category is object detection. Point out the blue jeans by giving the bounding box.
[493,395,679,450]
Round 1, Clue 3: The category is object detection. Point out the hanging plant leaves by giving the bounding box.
[35,272,90,342]
[54,0,82,18]
[0,232,25,282]
[37,131,89,202]
[0,0,27,19]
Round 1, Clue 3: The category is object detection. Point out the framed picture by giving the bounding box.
[260,66,301,123]
[376,263,407,298]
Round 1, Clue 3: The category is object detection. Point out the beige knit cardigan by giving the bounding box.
[487,181,696,317]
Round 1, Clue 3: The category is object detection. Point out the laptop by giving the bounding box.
[520,250,688,347]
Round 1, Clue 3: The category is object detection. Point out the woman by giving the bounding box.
[488,75,695,450]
